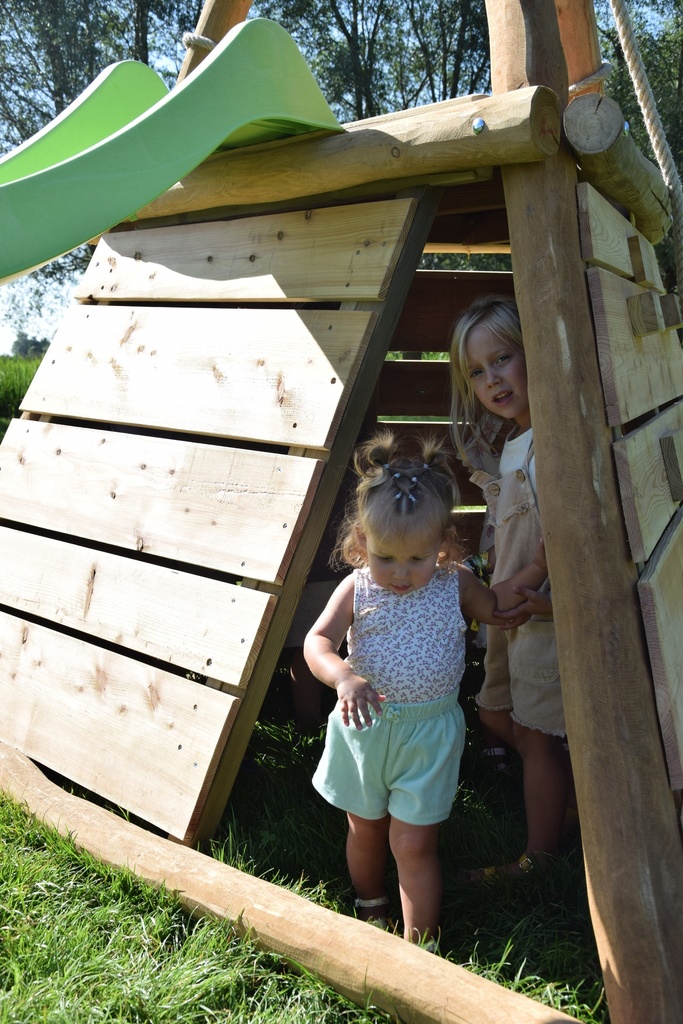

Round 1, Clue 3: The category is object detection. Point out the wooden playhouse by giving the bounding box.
[1,0,682,1021]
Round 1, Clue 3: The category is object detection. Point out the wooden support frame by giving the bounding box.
[486,1,683,1020]
[3,0,682,1018]
[0,741,580,1024]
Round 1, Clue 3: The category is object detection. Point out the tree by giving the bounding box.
[596,0,683,292]
[250,0,490,121]
[11,331,50,359]
[0,0,199,334]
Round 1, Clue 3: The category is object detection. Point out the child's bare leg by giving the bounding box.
[479,706,516,748]
[513,723,569,865]
[389,818,441,942]
[346,812,390,917]
[466,724,568,882]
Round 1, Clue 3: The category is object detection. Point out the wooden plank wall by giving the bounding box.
[0,194,440,843]
[0,171,516,841]
[379,268,515,553]
[579,181,683,788]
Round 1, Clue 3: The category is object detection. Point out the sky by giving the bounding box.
[0,274,73,355]
[0,322,14,356]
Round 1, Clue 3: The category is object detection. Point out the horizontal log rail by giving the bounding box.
[564,92,671,244]
[135,86,560,221]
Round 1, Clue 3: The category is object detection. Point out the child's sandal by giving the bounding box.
[463,852,538,885]
[480,746,510,772]
[354,895,390,929]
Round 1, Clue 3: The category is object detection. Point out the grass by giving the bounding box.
[0,797,390,1023]
[0,658,608,1024]
[0,355,42,439]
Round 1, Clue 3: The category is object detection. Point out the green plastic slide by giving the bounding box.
[0,18,342,285]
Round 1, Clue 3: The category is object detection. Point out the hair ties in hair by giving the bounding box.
[409,494,417,503]
[395,492,402,500]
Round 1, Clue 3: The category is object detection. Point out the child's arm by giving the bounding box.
[459,537,547,626]
[304,574,385,730]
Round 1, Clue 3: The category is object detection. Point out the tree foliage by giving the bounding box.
[0,0,680,334]
[0,0,199,332]
[596,0,683,291]
[11,330,50,359]
[250,0,490,121]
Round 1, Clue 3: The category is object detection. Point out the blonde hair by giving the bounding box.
[449,296,525,470]
[334,430,462,569]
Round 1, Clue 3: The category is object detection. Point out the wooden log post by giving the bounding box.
[564,93,671,243]
[485,1,683,1022]
[177,0,253,84]
[554,0,604,95]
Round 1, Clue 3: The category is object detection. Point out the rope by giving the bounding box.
[182,32,216,52]
[609,0,683,296]
[568,60,612,96]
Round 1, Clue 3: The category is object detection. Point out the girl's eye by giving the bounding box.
[468,367,481,379]
[496,353,510,365]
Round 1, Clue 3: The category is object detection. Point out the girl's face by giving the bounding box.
[360,529,443,595]
[464,324,531,432]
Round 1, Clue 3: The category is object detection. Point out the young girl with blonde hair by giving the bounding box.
[450,295,573,882]
[304,429,546,948]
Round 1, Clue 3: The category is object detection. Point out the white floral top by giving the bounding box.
[346,566,468,704]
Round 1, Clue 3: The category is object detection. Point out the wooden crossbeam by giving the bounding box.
[586,266,683,425]
[613,400,683,563]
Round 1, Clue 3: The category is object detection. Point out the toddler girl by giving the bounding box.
[304,429,546,947]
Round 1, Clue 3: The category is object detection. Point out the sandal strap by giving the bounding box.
[354,895,389,908]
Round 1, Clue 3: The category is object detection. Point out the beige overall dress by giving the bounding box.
[471,439,565,736]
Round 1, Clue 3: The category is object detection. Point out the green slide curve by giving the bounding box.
[0,18,342,286]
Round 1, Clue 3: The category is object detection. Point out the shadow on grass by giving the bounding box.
[213,656,607,1023]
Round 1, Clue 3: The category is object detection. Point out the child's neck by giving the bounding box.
[507,419,532,441]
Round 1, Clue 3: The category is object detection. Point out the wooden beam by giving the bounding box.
[554,0,604,96]
[485,1,683,1022]
[661,430,683,501]
[564,93,671,243]
[613,401,683,563]
[135,88,560,221]
[176,0,253,84]
[0,741,581,1024]
[638,509,683,787]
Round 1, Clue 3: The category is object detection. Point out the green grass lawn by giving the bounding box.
[0,658,607,1023]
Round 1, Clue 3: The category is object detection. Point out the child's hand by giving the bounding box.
[336,674,385,730]
[494,587,553,629]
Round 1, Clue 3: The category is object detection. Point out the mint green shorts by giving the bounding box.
[312,689,465,826]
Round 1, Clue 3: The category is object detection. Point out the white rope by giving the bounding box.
[568,60,612,96]
[182,32,217,52]
[609,0,683,296]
